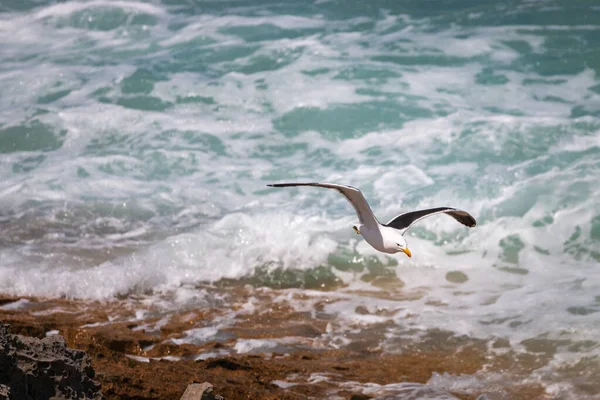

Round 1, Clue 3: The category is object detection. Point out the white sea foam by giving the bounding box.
[1,2,599,396]
[125,354,180,363]
[272,380,298,389]
[0,210,341,299]
[234,339,279,354]
[194,349,230,361]
[341,380,462,400]
[171,327,221,346]
[0,298,30,310]
[33,1,166,20]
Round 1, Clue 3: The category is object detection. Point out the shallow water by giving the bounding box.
[1,0,600,398]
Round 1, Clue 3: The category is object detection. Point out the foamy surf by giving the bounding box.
[1,0,600,398]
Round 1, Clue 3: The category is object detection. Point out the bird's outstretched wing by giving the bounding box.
[267,182,379,228]
[385,207,476,234]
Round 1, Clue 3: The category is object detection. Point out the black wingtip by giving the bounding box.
[464,215,477,228]
[455,213,477,228]
[469,214,477,227]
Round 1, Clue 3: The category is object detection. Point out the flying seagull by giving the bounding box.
[267,182,476,257]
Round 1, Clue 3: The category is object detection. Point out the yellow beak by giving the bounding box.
[402,247,412,258]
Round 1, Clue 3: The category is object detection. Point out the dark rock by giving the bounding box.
[0,384,9,400]
[0,323,102,399]
[205,358,251,371]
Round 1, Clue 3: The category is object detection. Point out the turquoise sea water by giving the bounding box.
[1,0,600,397]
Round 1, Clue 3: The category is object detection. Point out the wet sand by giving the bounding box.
[0,289,549,400]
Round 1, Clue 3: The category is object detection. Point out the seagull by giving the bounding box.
[267,182,476,258]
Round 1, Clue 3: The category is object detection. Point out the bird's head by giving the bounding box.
[387,231,411,258]
[396,237,411,258]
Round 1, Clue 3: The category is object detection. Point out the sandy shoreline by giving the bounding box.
[0,290,552,400]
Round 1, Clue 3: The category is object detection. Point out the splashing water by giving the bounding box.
[1,0,600,397]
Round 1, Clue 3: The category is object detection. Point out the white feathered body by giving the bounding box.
[358,224,407,254]
[267,182,475,257]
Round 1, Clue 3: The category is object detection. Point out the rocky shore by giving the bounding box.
[0,293,549,400]
[0,324,101,400]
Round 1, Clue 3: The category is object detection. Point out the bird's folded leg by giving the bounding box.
[353,226,360,235]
